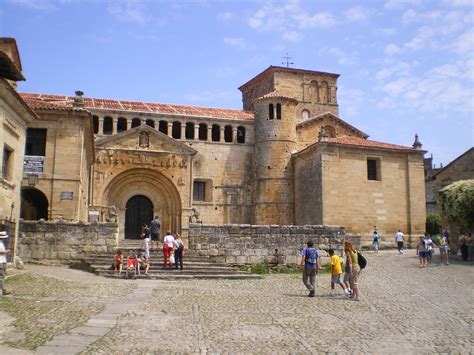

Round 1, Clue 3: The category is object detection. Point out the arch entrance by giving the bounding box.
[20,188,49,220]
[102,169,182,240]
[124,195,153,239]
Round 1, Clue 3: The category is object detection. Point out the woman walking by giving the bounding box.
[344,241,361,301]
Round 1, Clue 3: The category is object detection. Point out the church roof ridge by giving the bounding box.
[20,93,255,121]
[326,135,424,152]
[238,65,340,91]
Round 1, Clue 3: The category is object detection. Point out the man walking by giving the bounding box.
[299,241,319,297]
[0,231,11,296]
[395,230,405,254]
[150,216,161,250]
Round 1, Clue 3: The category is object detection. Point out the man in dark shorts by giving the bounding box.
[150,216,161,249]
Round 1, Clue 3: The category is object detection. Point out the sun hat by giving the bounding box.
[0,231,9,239]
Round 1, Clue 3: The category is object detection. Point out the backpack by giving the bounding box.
[305,248,318,264]
[357,251,367,269]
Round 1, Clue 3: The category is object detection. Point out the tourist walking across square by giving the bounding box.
[344,241,361,301]
[395,230,405,254]
[150,216,161,250]
[174,233,184,270]
[299,241,319,297]
[416,236,428,268]
[373,229,380,253]
[328,249,350,296]
[437,231,450,265]
[0,231,11,296]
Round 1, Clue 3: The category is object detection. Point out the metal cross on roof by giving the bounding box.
[282,53,294,68]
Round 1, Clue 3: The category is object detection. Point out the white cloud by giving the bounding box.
[375,61,414,80]
[185,90,234,104]
[320,47,358,65]
[296,11,337,28]
[338,88,365,117]
[283,31,303,42]
[223,37,247,49]
[7,0,56,11]
[384,44,401,55]
[405,26,436,50]
[452,30,474,55]
[217,11,232,21]
[378,27,397,36]
[442,0,473,7]
[108,0,150,25]
[384,0,422,10]
[344,6,376,22]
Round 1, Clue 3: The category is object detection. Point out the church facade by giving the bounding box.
[0,37,426,244]
[19,65,426,243]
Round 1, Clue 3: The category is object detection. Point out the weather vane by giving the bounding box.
[282,53,294,68]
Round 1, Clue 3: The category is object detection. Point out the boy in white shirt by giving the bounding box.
[0,231,11,296]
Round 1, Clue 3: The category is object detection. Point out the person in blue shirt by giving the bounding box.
[373,230,380,253]
[299,241,320,297]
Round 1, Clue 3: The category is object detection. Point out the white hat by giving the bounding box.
[0,231,8,239]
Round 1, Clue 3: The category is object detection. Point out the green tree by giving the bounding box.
[438,179,474,231]
[426,214,442,236]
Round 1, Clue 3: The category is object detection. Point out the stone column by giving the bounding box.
[180,122,186,140]
[98,117,104,136]
[155,119,160,131]
[112,117,118,134]
[126,118,131,130]
[194,123,200,140]
[220,126,225,142]
[232,127,238,143]
[167,122,173,138]
[207,125,212,142]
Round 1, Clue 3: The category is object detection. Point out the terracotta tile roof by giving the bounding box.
[327,136,421,151]
[0,50,24,81]
[253,90,298,104]
[20,93,255,121]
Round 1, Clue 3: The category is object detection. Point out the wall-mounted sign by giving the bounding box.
[88,210,100,222]
[60,191,74,200]
[23,155,44,174]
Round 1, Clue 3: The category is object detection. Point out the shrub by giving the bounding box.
[426,214,442,236]
[438,180,474,231]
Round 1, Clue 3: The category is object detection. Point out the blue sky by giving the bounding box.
[1,0,473,166]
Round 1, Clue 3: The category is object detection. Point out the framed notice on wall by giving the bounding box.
[60,191,74,200]
[23,155,44,174]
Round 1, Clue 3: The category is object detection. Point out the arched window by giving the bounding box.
[103,116,113,135]
[92,115,99,134]
[117,117,127,133]
[224,125,233,142]
[132,118,141,128]
[276,104,282,119]
[302,109,310,120]
[310,80,319,102]
[320,81,329,103]
[322,125,336,138]
[211,124,220,141]
[269,104,274,120]
[237,126,246,143]
[172,121,181,139]
[146,119,155,128]
[159,120,168,134]
[198,123,208,140]
[185,122,194,139]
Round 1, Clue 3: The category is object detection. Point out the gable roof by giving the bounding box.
[326,136,422,152]
[95,124,197,155]
[238,66,340,91]
[432,147,474,178]
[297,111,369,138]
[252,90,298,104]
[20,93,254,121]
[0,50,24,81]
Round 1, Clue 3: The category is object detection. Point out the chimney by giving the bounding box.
[412,134,422,149]
[73,91,84,108]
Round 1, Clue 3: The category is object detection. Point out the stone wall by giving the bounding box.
[17,220,118,264]
[188,224,349,265]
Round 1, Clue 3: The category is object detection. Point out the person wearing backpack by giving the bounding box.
[344,241,361,301]
[299,241,320,297]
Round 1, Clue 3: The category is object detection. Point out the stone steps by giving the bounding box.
[71,249,262,280]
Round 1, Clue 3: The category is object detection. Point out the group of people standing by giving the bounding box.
[112,216,185,277]
[300,241,361,301]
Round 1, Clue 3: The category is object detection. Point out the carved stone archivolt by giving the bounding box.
[95,149,188,169]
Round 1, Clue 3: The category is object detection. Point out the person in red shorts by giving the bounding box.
[162,231,175,270]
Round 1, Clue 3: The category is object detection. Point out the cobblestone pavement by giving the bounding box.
[0,249,473,354]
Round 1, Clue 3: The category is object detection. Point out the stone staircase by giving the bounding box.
[71,239,262,280]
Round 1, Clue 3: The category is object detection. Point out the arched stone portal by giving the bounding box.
[21,188,49,220]
[101,169,182,240]
[124,195,153,239]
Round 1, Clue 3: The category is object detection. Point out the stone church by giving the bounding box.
[1,38,426,245]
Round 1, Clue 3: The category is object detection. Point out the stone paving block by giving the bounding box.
[86,318,116,327]
[36,345,85,355]
[69,326,111,337]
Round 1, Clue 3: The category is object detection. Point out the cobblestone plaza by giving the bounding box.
[0,249,472,354]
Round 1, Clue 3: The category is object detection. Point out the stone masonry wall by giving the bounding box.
[188,224,350,265]
[17,220,118,264]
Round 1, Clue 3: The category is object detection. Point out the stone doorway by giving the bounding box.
[20,187,49,220]
[124,195,154,239]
